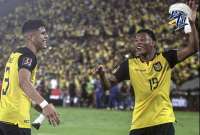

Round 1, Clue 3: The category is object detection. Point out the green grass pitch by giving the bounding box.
[31,107,199,135]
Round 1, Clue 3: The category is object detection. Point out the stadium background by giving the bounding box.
[0,0,199,135]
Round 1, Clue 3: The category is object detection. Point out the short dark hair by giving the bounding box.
[22,19,45,34]
[137,29,156,41]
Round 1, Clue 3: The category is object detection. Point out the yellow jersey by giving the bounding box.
[0,47,37,128]
[113,50,178,130]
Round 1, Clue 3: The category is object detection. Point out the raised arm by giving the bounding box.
[177,0,199,62]
[94,65,115,91]
[94,60,130,91]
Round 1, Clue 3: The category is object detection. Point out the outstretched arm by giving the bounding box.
[94,60,130,91]
[94,65,117,91]
[177,0,199,62]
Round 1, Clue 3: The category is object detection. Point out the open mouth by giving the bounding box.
[43,40,47,43]
[136,46,143,50]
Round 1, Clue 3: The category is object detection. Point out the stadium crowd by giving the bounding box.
[0,0,199,109]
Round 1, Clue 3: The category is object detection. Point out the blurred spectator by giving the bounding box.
[49,86,63,106]
[118,82,133,110]
[107,83,120,110]
[94,79,104,108]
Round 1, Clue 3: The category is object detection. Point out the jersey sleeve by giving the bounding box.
[162,50,178,68]
[18,54,37,72]
[112,59,130,82]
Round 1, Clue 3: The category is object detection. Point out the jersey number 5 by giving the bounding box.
[2,67,10,95]
[149,77,159,91]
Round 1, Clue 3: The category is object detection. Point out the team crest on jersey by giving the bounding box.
[22,57,32,67]
[153,62,162,72]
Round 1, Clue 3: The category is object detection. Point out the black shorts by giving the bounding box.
[0,122,31,135]
[129,123,175,135]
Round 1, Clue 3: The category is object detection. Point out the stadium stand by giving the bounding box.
[0,0,199,110]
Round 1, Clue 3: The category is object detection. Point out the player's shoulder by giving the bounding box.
[17,47,38,70]
[160,49,178,68]
[161,48,178,53]
[128,55,141,65]
[15,47,36,58]
[161,49,177,58]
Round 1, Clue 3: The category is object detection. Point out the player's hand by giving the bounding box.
[42,104,60,127]
[187,0,197,22]
[93,65,105,75]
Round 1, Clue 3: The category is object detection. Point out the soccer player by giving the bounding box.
[0,20,60,135]
[94,0,199,135]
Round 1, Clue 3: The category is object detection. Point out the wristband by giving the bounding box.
[39,100,48,109]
